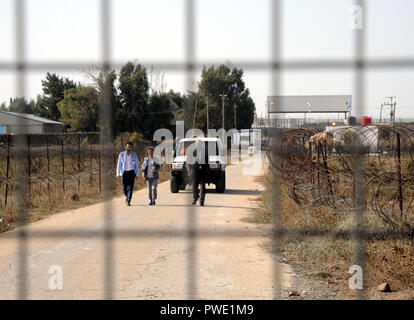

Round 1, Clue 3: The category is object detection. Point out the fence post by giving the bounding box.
[90,142,93,187]
[113,141,116,170]
[77,135,81,194]
[322,142,333,197]
[396,132,403,216]
[4,135,11,208]
[46,135,51,206]
[61,138,65,196]
[98,150,102,194]
[317,143,320,188]
[27,135,31,206]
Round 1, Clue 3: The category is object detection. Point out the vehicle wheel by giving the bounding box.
[179,182,186,190]
[215,171,225,193]
[171,175,179,193]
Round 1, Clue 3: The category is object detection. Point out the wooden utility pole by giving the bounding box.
[234,103,237,129]
[379,103,383,123]
[219,94,226,130]
[383,97,397,125]
[206,94,209,134]
[192,98,198,136]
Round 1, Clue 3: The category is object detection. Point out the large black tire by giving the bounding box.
[215,171,226,193]
[170,175,179,193]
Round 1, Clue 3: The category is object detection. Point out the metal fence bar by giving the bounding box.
[7,228,414,240]
[185,0,197,300]
[4,135,11,208]
[100,0,114,300]
[271,0,283,300]
[2,0,413,300]
[14,0,29,300]
[2,59,414,71]
[352,0,367,300]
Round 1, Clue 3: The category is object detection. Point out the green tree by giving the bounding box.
[197,64,255,131]
[168,90,184,112]
[94,70,122,137]
[9,97,35,113]
[118,62,149,134]
[235,90,255,130]
[0,102,7,111]
[175,91,198,134]
[57,86,99,132]
[143,93,175,139]
[35,73,77,121]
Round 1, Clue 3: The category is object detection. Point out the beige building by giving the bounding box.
[0,111,66,134]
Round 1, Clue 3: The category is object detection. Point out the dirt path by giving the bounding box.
[0,156,332,300]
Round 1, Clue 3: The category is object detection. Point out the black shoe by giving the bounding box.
[192,200,197,205]
[126,199,129,206]
[148,200,152,205]
[152,200,156,205]
[200,201,204,207]
[127,201,131,206]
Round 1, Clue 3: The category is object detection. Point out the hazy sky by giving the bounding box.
[1,0,414,119]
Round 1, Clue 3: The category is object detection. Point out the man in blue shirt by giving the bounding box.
[116,141,139,206]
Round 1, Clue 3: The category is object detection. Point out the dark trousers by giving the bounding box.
[192,167,207,203]
[122,170,136,203]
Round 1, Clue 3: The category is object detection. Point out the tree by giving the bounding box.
[84,66,124,137]
[35,73,77,121]
[167,89,186,127]
[176,91,198,134]
[148,66,166,95]
[143,93,175,139]
[0,102,7,111]
[94,70,122,137]
[235,89,255,130]
[57,86,99,132]
[9,97,35,114]
[197,64,255,131]
[118,62,149,134]
[168,90,184,111]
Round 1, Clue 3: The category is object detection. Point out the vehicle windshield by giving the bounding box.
[176,140,220,157]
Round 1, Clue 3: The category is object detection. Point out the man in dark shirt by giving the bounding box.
[188,140,209,206]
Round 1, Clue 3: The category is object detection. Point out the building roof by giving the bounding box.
[267,95,352,113]
[0,111,65,126]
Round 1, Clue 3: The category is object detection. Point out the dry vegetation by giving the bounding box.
[0,133,170,233]
[245,177,414,299]
[244,126,414,299]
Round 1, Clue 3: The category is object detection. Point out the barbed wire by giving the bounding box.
[267,125,414,231]
[0,132,163,215]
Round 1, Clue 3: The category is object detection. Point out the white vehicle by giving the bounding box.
[170,137,226,193]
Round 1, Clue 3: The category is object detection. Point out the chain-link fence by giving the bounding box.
[0,133,160,233]
[2,0,414,300]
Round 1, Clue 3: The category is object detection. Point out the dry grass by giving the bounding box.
[245,176,414,299]
[0,168,171,234]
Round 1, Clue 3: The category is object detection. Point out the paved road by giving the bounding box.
[0,157,295,299]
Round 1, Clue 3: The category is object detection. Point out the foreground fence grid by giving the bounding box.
[1,0,413,299]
